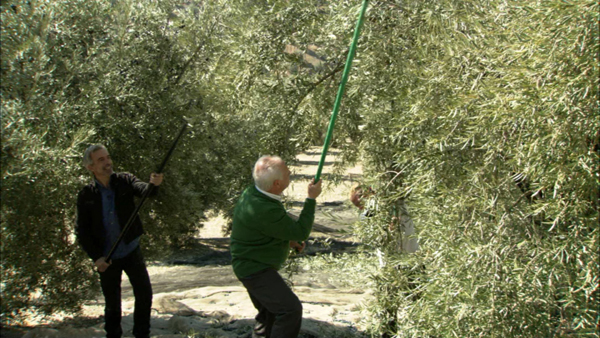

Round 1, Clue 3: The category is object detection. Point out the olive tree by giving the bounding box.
[343,0,599,337]
[0,0,314,320]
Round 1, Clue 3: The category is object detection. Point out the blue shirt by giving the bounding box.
[96,180,139,259]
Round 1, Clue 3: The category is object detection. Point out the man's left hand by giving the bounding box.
[150,173,164,186]
[290,241,306,253]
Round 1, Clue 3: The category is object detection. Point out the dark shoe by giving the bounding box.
[253,321,267,337]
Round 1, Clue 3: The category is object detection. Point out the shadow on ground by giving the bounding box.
[155,236,360,265]
[157,238,232,266]
[6,310,367,338]
[0,326,28,338]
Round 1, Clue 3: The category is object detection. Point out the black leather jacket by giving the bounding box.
[76,172,158,261]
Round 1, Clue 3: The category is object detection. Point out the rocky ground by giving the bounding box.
[3,148,374,338]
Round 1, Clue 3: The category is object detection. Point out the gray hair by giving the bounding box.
[253,155,284,191]
[83,144,107,167]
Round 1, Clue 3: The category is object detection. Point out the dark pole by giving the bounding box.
[106,122,189,261]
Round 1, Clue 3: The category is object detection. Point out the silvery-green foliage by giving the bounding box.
[348,0,598,337]
[0,0,304,320]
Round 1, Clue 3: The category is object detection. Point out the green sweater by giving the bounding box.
[230,186,316,279]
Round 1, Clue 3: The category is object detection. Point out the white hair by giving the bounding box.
[83,144,107,167]
[253,155,284,191]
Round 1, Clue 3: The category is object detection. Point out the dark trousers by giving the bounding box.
[239,268,303,338]
[99,247,152,338]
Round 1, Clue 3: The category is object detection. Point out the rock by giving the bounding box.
[156,297,198,316]
[150,315,173,331]
[221,318,254,331]
[197,309,232,324]
[167,315,213,333]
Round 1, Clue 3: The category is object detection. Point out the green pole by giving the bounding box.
[314,0,369,183]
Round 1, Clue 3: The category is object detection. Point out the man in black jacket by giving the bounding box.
[76,144,163,338]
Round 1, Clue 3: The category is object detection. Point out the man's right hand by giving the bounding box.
[308,179,322,199]
[94,257,111,272]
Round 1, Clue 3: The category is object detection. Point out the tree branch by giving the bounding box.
[292,62,345,113]
[173,22,217,86]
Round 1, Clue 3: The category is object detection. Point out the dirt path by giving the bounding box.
[12,147,370,338]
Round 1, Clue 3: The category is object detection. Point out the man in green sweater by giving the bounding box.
[230,155,322,338]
